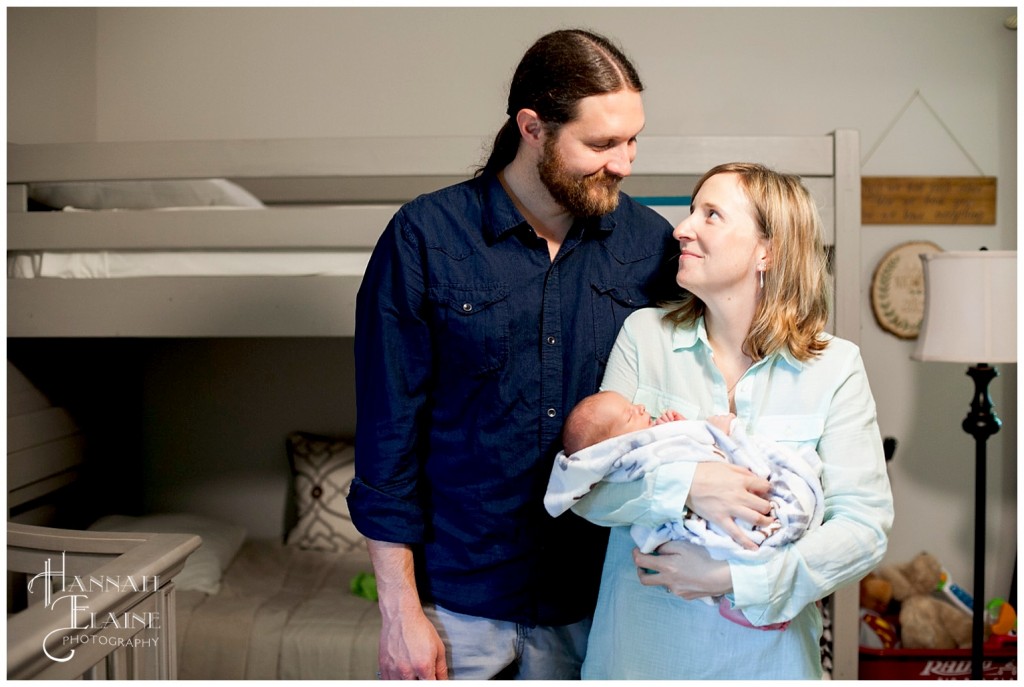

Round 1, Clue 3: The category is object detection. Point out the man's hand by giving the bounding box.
[368,539,449,680]
[377,606,449,680]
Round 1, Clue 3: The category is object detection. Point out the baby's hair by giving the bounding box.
[562,391,620,455]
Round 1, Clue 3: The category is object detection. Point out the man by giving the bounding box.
[349,28,677,680]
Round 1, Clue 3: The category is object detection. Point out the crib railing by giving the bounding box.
[7,522,200,679]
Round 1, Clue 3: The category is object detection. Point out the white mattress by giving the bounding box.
[8,250,372,278]
[12,180,377,279]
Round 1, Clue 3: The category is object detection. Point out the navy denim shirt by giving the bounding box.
[349,171,677,626]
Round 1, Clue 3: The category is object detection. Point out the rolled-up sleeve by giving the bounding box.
[349,211,432,544]
[575,310,894,628]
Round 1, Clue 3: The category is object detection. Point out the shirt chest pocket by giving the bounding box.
[427,284,510,377]
[632,387,701,422]
[591,283,652,364]
[749,414,824,449]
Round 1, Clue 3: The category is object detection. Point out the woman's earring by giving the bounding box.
[758,261,766,289]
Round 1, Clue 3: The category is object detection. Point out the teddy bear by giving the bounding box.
[874,551,978,650]
[860,572,894,615]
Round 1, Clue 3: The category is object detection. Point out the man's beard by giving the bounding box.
[538,138,622,218]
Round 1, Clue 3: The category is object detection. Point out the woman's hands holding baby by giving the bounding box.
[687,462,772,551]
[634,540,732,599]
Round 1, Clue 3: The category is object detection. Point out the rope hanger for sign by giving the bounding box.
[860,89,996,225]
[862,89,986,176]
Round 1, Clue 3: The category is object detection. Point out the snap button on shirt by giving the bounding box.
[350,171,678,626]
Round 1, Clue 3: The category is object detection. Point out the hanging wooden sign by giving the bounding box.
[862,176,996,225]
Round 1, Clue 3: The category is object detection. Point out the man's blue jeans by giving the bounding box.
[423,603,591,680]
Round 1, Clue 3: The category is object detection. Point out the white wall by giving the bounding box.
[7,6,1017,602]
[6,7,97,143]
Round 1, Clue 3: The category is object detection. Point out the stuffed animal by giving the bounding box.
[859,572,898,648]
[860,572,894,615]
[875,551,978,650]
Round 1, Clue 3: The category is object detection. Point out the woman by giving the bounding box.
[572,163,893,679]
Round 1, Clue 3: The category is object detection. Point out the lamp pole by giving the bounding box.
[962,363,1001,680]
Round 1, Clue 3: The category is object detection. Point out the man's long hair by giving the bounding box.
[477,29,643,177]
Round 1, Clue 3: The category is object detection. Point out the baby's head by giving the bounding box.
[562,390,653,455]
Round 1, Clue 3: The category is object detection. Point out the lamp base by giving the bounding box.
[963,363,1001,681]
[963,364,1002,441]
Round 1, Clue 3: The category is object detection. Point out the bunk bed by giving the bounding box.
[8,134,861,339]
[8,364,383,680]
[6,131,865,678]
[7,522,199,679]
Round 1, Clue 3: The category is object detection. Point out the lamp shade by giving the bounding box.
[913,250,1017,364]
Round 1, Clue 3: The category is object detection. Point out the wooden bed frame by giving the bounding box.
[7,133,861,342]
[7,523,199,679]
[6,131,864,678]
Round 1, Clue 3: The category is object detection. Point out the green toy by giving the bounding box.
[350,572,378,602]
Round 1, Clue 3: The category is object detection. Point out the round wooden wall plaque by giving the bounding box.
[870,241,943,339]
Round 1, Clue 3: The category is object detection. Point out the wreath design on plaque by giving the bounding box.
[870,241,943,339]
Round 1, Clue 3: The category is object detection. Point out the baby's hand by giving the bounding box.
[707,413,735,434]
[654,409,687,425]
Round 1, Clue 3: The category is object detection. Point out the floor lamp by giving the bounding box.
[913,249,1017,680]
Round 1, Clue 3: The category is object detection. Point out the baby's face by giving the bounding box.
[602,394,654,435]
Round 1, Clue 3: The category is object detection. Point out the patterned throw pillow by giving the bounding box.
[285,432,363,553]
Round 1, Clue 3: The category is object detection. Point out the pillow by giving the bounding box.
[88,512,246,595]
[28,178,264,210]
[285,432,363,553]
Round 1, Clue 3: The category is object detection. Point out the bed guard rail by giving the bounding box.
[7,522,200,680]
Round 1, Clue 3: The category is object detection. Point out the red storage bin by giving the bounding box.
[860,641,1017,680]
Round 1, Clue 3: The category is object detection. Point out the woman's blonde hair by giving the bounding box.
[663,162,832,362]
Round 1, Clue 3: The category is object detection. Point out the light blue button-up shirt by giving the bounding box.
[574,307,894,680]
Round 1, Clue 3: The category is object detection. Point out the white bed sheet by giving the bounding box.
[11,183,379,279]
[8,250,372,278]
[176,538,381,680]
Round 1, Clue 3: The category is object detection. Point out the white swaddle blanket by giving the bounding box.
[544,419,824,559]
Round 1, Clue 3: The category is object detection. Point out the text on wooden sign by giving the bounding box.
[862,176,996,225]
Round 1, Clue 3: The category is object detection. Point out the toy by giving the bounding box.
[859,571,899,648]
[986,598,1017,637]
[349,571,378,602]
[937,566,974,614]
[860,609,899,649]
[875,551,978,650]
[860,572,894,614]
